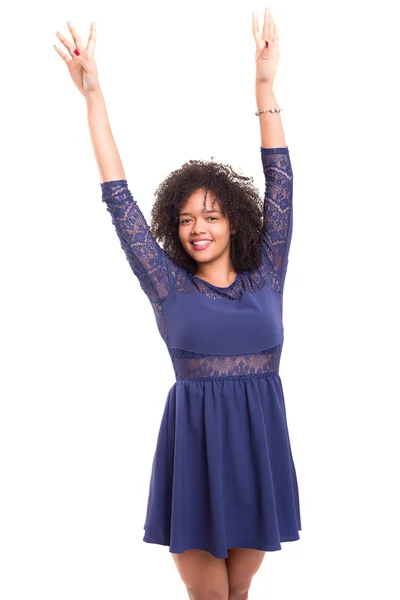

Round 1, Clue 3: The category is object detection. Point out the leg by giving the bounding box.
[226,548,266,600]
[171,549,229,600]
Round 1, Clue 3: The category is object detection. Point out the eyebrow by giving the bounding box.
[179,209,222,216]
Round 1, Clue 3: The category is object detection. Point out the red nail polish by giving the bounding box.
[74,49,80,56]
[265,41,268,48]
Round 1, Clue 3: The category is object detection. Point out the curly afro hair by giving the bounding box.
[150,158,264,275]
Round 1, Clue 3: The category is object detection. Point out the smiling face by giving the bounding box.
[178,188,233,266]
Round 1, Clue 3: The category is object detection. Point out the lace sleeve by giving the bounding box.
[101,180,174,303]
[260,147,293,293]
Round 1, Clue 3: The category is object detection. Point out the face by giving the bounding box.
[178,188,233,265]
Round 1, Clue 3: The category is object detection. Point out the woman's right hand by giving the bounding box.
[54,21,101,97]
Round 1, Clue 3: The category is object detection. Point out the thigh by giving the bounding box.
[226,548,266,591]
[171,549,229,599]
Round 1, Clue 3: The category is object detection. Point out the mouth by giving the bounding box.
[190,240,213,251]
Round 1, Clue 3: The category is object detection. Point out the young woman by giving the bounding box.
[55,8,301,599]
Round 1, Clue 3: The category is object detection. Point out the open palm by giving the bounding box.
[54,21,100,96]
[252,8,280,85]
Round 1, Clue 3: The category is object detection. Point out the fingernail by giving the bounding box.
[74,49,80,56]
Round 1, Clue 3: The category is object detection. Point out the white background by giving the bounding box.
[1,0,399,598]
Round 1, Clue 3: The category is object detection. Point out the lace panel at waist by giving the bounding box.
[170,345,282,381]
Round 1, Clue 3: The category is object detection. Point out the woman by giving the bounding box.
[55,8,301,599]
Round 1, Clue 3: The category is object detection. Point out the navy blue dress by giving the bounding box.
[101,146,301,559]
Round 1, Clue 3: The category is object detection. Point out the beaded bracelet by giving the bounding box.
[255,107,283,116]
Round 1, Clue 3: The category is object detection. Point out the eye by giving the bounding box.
[179,216,219,225]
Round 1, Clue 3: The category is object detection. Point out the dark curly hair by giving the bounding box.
[150,158,264,275]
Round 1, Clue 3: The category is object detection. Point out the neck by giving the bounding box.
[194,257,237,287]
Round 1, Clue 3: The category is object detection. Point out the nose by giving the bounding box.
[190,220,207,236]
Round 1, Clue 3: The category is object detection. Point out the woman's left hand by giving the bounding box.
[252,8,280,85]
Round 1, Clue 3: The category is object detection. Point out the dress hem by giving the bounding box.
[143,531,301,559]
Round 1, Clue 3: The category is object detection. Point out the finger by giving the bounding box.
[67,20,84,51]
[262,7,270,41]
[87,21,96,58]
[270,12,275,40]
[271,20,276,42]
[54,44,72,65]
[252,12,262,45]
[56,30,76,58]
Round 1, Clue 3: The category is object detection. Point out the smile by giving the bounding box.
[191,241,213,250]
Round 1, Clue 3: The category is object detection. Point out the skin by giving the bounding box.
[55,6,285,599]
[172,548,266,600]
[178,188,237,288]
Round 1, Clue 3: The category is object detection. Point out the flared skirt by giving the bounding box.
[143,372,301,559]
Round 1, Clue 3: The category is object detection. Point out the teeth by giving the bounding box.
[193,240,211,246]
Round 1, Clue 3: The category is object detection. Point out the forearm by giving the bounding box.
[85,89,126,183]
[255,82,286,149]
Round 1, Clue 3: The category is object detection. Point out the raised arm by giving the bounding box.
[54,22,175,303]
[55,21,126,182]
[252,9,293,293]
[85,85,174,302]
[88,88,177,302]
[101,179,174,303]
[252,8,286,150]
[260,147,293,293]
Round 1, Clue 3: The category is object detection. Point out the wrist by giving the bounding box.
[255,79,274,89]
[84,88,103,102]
